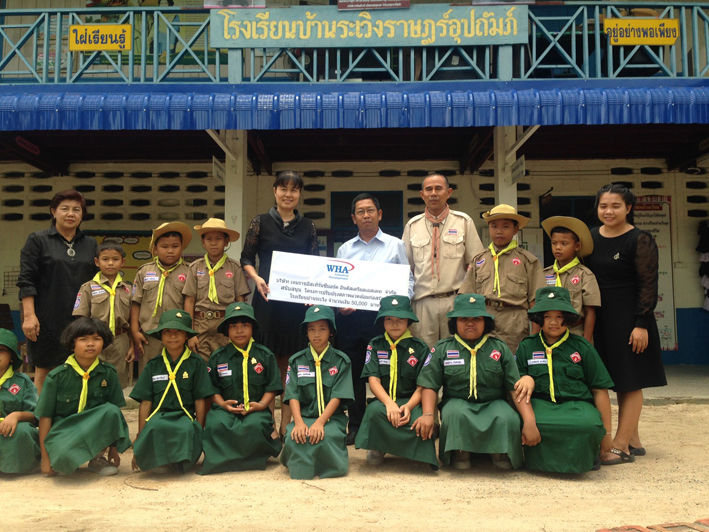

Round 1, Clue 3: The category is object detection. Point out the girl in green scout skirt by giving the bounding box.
[200,302,283,474]
[354,295,438,469]
[130,309,216,473]
[280,305,354,480]
[515,286,615,473]
[0,328,40,474]
[35,318,131,477]
[416,294,540,470]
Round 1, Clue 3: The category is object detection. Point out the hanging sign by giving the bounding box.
[604,18,679,46]
[69,25,132,51]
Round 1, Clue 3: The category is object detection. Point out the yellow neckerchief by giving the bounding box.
[146,347,193,422]
[93,272,122,334]
[384,330,412,402]
[0,366,12,422]
[65,354,100,413]
[232,338,254,413]
[488,240,518,297]
[205,253,228,304]
[553,257,580,287]
[309,342,329,417]
[538,329,570,403]
[454,334,489,400]
[153,258,184,316]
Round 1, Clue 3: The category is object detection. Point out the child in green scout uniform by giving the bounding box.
[73,241,134,388]
[541,216,601,342]
[130,309,216,474]
[280,305,354,480]
[354,295,438,470]
[36,318,131,477]
[416,294,540,470]
[183,218,251,362]
[0,328,40,474]
[515,287,615,473]
[200,302,283,474]
[459,204,545,354]
[131,222,192,374]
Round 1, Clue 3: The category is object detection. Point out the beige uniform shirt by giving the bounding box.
[460,247,545,307]
[132,260,190,332]
[182,256,250,314]
[542,262,601,318]
[403,209,484,301]
[72,275,132,330]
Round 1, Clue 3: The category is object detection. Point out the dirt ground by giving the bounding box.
[3,403,708,532]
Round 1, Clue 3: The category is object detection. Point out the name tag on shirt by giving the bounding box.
[218,370,232,377]
[144,274,160,283]
[444,359,465,366]
[152,374,168,381]
[378,359,391,365]
[545,274,556,286]
[92,289,107,296]
[528,359,549,366]
[298,371,316,378]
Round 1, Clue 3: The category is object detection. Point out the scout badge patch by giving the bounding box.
[407,355,418,366]
[489,350,501,361]
[329,366,338,376]
[254,363,264,374]
[570,352,582,363]
[8,383,20,395]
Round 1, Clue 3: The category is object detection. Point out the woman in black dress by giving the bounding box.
[17,190,97,394]
[241,171,318,436]
[587,184,666,465]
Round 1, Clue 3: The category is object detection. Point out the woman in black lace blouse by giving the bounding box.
[241,171,318,437]
[586,184,666,465]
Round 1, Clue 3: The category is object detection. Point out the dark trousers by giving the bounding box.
[335,309,383,432]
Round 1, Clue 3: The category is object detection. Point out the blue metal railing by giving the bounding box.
[0,2,706,85]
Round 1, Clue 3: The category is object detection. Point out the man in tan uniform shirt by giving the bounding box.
[403,174,484,348]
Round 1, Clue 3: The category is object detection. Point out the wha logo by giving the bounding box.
[326,260,355,278]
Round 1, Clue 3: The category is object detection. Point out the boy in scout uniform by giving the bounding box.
[515,287,615,472]
[130,309,216,474]
[131,222,192,374]
[73,241,133,388]
[183,218,250,362]
[354,295,438,469]
[0,328,40,474]
[459,204,545,354]
[280,305,354,480]
[201,302,283,474]
[541,216,601,341]
[35,317,131,477]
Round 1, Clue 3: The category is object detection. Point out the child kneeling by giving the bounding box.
[515,287,615,473]
[354,295,438,469]
[130,309,215,473]
[417,294,539,470]
[280,305,354,480]
[36,318,131,476]
[200,303,283,474]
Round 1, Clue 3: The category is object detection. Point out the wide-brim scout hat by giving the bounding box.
[194,218,240,242]
[374,295,418,325]
[146,309,198,340]
[541,216,594,258]
[149,221,192,252]
[446,294,494,320]
[482,204,529,229]
[217,302,259,335]
[528,287,579,316]
[300,305,337,335]
[0,328,21,371]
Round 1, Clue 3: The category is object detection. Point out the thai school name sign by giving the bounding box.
[69,25,132,52]
[268,251,410,311]
[604,18,679,46]
[210,5,528,48]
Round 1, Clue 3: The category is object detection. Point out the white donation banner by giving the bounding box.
[268,251,410,311]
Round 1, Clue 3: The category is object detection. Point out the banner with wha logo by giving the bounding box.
[268,251,410,311]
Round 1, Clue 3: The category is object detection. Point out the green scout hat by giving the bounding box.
[446,294,494,320]
[146,309,198,340]
[300,305,337,335]
[217,302,259,335]
[528,287,579,316]
[374,295,418,325]
[0,328,21,371]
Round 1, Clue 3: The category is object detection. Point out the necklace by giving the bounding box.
[62,239,76,257]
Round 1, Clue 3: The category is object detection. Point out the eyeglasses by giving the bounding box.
[355,208,378,216]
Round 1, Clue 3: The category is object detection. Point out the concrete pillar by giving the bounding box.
[493,126,518,208]
[223,130,252,259]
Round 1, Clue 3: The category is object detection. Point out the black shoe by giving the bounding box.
[345,430,358,446]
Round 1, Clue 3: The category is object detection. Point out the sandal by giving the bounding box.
[601,447,635,466]
[629,445,646,456]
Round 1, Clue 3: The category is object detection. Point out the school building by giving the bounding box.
[0,1,708,364]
